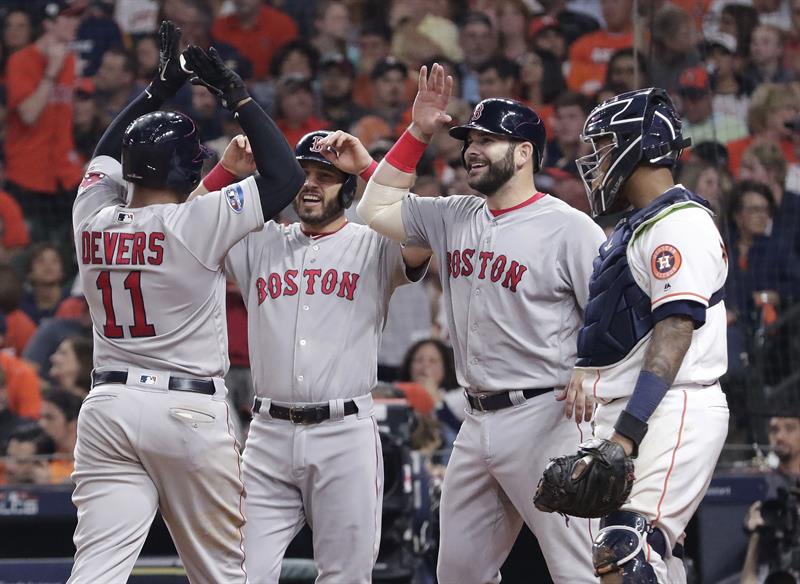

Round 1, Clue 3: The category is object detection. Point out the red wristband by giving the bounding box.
[385,130,428,174]
[202,163,237,192]
[359,160,378,181]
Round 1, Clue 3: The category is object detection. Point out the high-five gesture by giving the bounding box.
[148,20,190,99]
[410,63,453,142]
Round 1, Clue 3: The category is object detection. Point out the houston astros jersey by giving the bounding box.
[72,156,265,378]
[402,192,606,391]
[225,221,421,403]
[577,193,729,400]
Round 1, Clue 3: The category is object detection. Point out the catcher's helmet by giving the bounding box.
[122,111,211,194]
[577,87,691,217]
[449,98,546,173]
[295,130,357,208]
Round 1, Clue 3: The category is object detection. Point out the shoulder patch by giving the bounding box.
[224,184,245,214]
[80,171,105,190]
[651,244,682,279]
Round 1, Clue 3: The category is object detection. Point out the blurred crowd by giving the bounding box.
[0,0,799,487]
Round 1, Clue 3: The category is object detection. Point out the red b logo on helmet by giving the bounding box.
[470,103,484,122]
[310,136,325,153]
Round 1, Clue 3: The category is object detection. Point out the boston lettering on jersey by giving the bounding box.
[256,269,360,304]
[80,231,165,266]
[445,249,528,293]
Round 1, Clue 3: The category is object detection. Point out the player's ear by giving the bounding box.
[514,141,533,170]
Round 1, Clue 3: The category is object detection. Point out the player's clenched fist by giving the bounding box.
[409,63,454,142]
[314,131,373,176]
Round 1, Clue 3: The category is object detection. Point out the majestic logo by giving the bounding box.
[80,171,105,190]
[651,244,682,280]
[470,102,484,122]
[224,184,245,214]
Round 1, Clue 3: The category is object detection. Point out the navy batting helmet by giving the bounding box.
[449,98,546,173]
[577,88,691,217]
[295,130,357,208]
[122,111,211,194]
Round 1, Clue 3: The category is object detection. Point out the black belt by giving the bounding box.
[91,370,216,395]
[465,388,551,412]
[253,397,358,424]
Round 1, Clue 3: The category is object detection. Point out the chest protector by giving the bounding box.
[576,187,723,368]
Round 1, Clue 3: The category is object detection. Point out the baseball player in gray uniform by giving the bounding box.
[68,31,304,584]
[195,128,430,583]
[358,64,604,582]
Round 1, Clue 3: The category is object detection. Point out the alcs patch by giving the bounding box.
[80,171,105,190]
[651,244,682,280]
[224,184,245,214]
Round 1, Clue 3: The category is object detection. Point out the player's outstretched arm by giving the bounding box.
[612,315,694,456]
[357,63,453,242]
[183,46,304,219]
[92,21,189,161]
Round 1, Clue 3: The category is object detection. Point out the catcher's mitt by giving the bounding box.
[533,438,635,518]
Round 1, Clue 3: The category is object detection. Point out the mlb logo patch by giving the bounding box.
[116,211,134,223]
[140,375,158,385]
[224,184,245,214]
[651,244,682,280]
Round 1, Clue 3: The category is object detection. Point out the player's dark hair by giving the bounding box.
[398,339,460,391]
[41,388,83,422]
[728,179,776,217]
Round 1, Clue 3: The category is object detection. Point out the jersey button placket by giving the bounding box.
[467,225,493,387]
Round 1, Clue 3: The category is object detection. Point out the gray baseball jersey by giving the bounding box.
[402,192,606,391]
[224,221,420,402]
[73,156,264,377]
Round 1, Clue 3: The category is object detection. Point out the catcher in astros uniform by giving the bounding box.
[187,50,432,581]
[68,28,304,583]
[358,64,604,583]
[534,88,730,584]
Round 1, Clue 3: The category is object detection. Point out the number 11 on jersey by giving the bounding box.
[96,270,156,338]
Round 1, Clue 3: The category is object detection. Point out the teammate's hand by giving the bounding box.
[556,369,593,422]
[315,131,374,176]
[220,134,255,177]
[184,46,249,110]
[149,20,190,99]
[409,63,453,142]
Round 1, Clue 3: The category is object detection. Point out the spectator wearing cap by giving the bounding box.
[458,12,498,104]
[529,16,569,63]
[0,326,41,420]
[477,56,520,101]
[566,0,634,95]
[753,0,795,32]
[604,47,648,92]
[212,0,298,81]
[38,388,81,483]
[677,66,748,145]
[275,75,328,148]
[74,0,123,77]
[543,91,592,175]
[73,78,108,165]
[530,2,600,46]
[319,54,368,132]
[1,424,54,485]
[0,265,37,358]
[648,4,701,92]
[392,14,464,72]
[742,24,795,94]
[4,0,84,245]
[726,83,799,176]
[93,47,141,120]
[704,31,749,122]
[311,0,353,59]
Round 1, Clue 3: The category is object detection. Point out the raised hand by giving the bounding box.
[410,63,453,141]
[314,131,374,175]
[220,135,256,177]
[183,46,249,110]
[149,20,190,98]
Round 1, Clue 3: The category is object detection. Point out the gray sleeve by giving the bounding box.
[401,194,448,249]
[559,212,606,311]
[224,236,252,296]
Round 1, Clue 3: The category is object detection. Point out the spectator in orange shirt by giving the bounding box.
[38,389,80,484]
[275,75,329,148]
[0,188,30,265]
[566,0,634,95]
[211,0,298,81]
[0,266,37,358]
[0,345,41,420]
[4,1,84,244]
